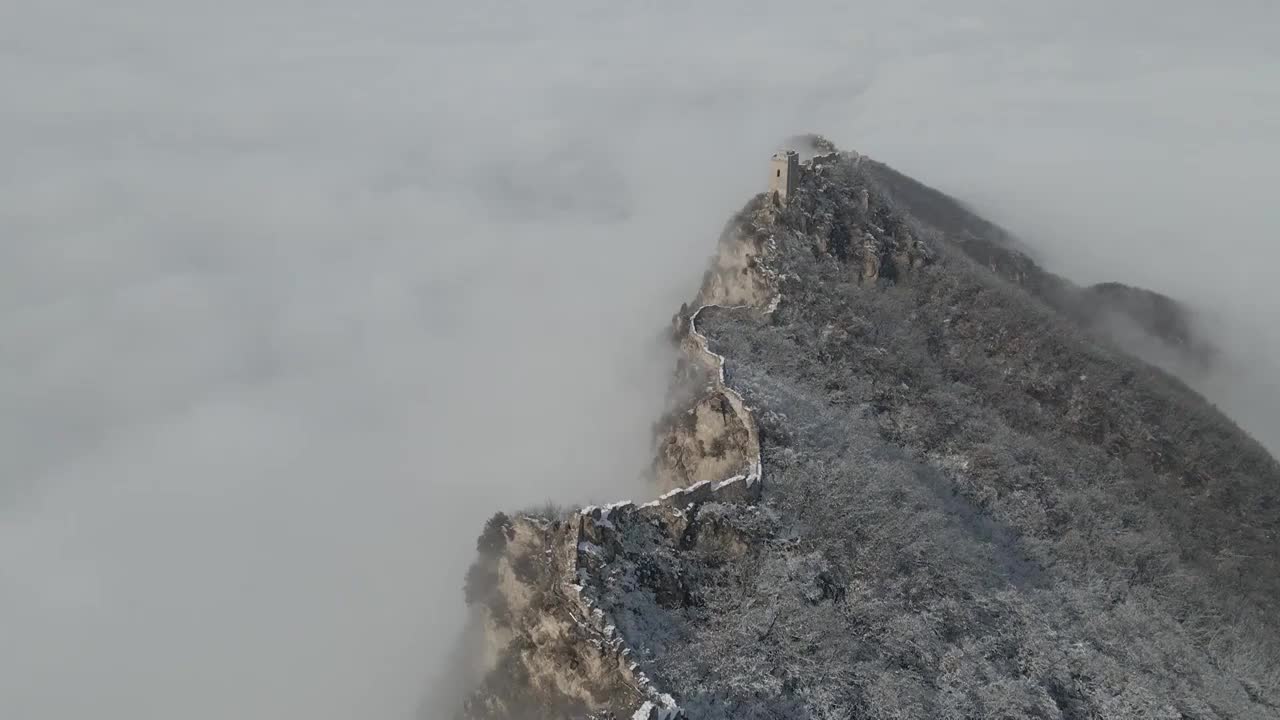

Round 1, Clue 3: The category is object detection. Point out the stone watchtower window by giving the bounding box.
[777,169,781,177]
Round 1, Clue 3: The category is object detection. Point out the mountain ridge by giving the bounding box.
[449,142,1280,719]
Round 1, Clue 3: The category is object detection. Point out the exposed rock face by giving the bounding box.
[650,389,752,493]
[785,152,933,284]
[694,197,778,308]
[651,299,765,495]
[459,510,649,720]
[458,481,763,720]
[451,146,1280,719]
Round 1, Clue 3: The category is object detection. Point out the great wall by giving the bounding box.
[565,302,767,719]
[495,295,771,720]
[463,148,833,720]
[455,138,1280,719]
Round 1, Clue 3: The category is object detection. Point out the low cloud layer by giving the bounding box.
[2,2,1277,718]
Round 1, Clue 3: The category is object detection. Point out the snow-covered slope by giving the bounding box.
[451,145,1280,719]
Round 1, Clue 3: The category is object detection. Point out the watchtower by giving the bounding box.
[769,150,799,204]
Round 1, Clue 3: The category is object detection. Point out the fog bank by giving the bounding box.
[2,2,1277,719]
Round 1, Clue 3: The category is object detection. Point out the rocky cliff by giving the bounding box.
[450,143,1280,719]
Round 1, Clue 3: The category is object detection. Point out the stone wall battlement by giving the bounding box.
[550,299,770,720]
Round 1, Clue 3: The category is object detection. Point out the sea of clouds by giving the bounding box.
[2,1,1277,718]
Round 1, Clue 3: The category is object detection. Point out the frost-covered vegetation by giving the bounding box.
[453,152,1280,719]
[610,157,1280,718]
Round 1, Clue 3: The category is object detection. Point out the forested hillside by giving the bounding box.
[453,146,1280,719]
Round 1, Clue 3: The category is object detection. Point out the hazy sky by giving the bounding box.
[3,2,1278,719]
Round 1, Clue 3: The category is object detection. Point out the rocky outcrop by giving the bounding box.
[650,389,753,493]
[694,198,780,308]
[653,302,766,493]
[459,475,765,720]
[459,514,633,719]
[788,152,934,284]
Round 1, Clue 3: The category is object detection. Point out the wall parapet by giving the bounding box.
[555,300,769,720]
[684,303,764,488]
